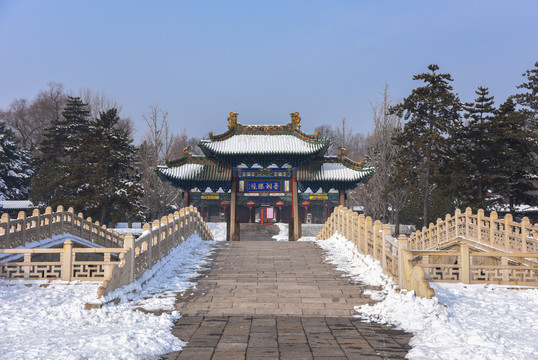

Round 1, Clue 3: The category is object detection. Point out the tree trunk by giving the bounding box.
[100,205,107,226]
[423,166,430,227]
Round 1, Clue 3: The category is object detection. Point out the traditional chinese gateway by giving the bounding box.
[155,112,374,240]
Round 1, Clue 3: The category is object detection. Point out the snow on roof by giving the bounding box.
[0,200,34,210]
[299,163,375,182]
[156,163,230,181]
[200,134,327,155]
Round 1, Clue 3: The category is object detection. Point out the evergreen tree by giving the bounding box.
[69,108,143,224]
[39,96,91,162]
[514,61,538,131]
[0,121,34,200]
[462,86,496,208]
[389,64,462,226]
[488,98,538,214]
[31,96,91,207]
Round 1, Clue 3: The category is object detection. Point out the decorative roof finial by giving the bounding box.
[338,146,347,159]
[183,146,191,157]
[290,111,301,128]
[227,112,238,130]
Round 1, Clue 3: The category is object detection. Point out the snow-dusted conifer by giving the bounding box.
[0,121,34,200]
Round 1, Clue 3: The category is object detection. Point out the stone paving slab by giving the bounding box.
[162,241,412,359]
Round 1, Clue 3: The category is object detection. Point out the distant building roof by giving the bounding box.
[0,200,34,210]
[155,112,375,192]
[199,134,329,158]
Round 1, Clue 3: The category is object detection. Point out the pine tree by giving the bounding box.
[488,98,537,214]
[514,61,538,131]
[462,87,496,207]
[31,96,91,207]
[39,96,91,162]
[389,64,462,226]
[0,121,34,200]
[69,108,143,224]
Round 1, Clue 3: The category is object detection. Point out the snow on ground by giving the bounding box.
[316,233,538,360]
[206,222,227,241]
[273,223,318,241]
[273,223,288,241]
[0,234,217,360]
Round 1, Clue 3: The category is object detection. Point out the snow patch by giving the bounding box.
[0,234,217,359]
[316,233,538,360]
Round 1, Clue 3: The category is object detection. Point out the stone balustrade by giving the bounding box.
[316,206,538,297]
[0,205,214,298]
[0,205,124,249]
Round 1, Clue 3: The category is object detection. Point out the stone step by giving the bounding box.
[239,223,280,237]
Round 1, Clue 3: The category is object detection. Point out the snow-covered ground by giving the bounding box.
[3,223,536,359]
[272,223,318,241]
[314,233,538,360]
[0,233,219,360]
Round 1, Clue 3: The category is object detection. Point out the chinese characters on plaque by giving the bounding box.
[247,180,281,192]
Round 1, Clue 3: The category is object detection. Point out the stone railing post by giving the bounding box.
[17,212,26,245]
[357,214,365,253]
[57,205,64,233]
[1,213,10,248]
[365,216,372,255]
[68,207,75,235]
[477,209,484,244]
[444,213,451,245]
[160,216,167,257]
[173,211,180,244]
[373,220,381,260]
[87,217,93,243]
[151,219,159,266]
[397,235,409,289]
[345,209,351,239]
[124,234,135,283]
[460,244,470,284]
[490,211,498,246]
[32,209,40,243]
[504,214,513,251]
[61,239,73,281]
[501,256,509,282]
[465,207,472,239]
[454,208,461,238]
[352,214,358,247]
[435,218,442,246]
[24,253,31,279]
[45,207,53,238]
[521,217,529,252]
[381,224,390,270]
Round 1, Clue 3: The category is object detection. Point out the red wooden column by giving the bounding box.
[339,190,345,207]
[185,190,190,207]
[230,176,238,241]
[292,176,299,241]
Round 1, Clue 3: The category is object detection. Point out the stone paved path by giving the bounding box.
[162,241,411,360]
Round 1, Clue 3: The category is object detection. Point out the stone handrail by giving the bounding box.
[98,205,213,297]
[316,206,415,292]
[0,206,124,249]
[0,240,127,281]
[317,206,538,296]
[0,205,214,299]
[409,207,538,253]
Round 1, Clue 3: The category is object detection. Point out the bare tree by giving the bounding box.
[1,82,66,156]
[78,88,123,120]
[139,106,191,220]
[315,118,367,208]
[360,84,408,232]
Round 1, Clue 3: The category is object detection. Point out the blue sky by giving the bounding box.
[1,1,537,143]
